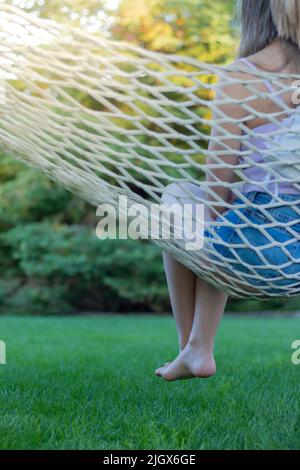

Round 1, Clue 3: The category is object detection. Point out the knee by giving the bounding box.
[161,182,183,204]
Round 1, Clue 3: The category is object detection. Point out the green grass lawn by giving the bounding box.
[0,314,299,450]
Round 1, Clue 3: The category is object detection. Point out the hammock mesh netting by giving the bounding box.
[1,5,300,299]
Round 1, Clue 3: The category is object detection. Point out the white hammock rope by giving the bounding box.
[1,5,300,299]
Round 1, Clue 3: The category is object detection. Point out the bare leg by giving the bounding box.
[160,182,207,353]
[189,278,228,354]
[156,182,228,380]
[163,252,196,351]
[156,278,228,381]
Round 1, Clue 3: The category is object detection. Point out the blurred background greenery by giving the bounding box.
[1,0,298,315]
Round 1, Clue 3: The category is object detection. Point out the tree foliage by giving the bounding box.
[113,0,237,62]
[6,0,237,62]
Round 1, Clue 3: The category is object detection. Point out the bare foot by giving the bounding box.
[159,350,183,369]
[155,343,216,381]
[159,346,185,369]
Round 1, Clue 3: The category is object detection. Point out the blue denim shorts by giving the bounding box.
[205,191,300,294]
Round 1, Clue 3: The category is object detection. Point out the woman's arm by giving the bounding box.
[206,71,249,220]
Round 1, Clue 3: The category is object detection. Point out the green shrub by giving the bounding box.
[0,154,93,230]
[0,222,168,314]
[3,283,74,316]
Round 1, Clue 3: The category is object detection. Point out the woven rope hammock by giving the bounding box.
[1,5,300,299]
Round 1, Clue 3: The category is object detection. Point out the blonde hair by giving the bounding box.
[237,0,300,71]
[271,0,300,46]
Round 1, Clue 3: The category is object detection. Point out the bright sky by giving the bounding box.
[0,1,121,79]
[9,0,120,12]
[0,0,121,46]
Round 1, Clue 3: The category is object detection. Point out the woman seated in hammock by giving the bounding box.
[155,0,300,381]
